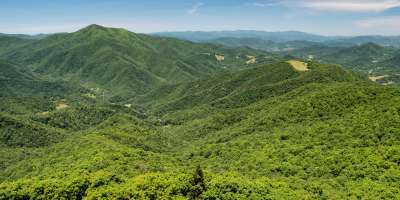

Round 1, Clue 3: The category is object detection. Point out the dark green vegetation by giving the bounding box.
[0,36,32,55]
[288,43,396,71]
[287,43,400,84]
[0,25,275,97]
[158,32,400,85]
[0,25,399,199]
[207,37,320,52]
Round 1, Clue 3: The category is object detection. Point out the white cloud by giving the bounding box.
[250,3,267,7]
[280,0,400,12]
[246,2,279,7]
[187,2,204,16]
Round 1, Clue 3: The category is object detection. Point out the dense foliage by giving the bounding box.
[287,43,400,84]
[0,25,399,199]
[0,25,276,97]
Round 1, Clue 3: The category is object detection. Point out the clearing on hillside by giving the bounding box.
[246,55,256,64]
[215,54,225,61]
[287,60,309,72]
[369,75,386,82]
[56,101,69,110]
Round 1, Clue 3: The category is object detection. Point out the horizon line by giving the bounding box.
[2,24,400,38]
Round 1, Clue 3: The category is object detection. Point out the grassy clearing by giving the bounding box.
[56,101,69,110]
[215,54,225,61]
[368,75,386,82]
[287,60,309,71]
[246,55,256,64]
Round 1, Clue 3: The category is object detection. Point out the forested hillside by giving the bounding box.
[0,25,399,199]
[0,25,275,97]
[287,43,400,85]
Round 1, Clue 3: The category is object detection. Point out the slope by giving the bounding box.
[0,35,33,54]
[1,62,399,199]
[208,37,322,52]
[1,25,275,97]
[136,61,362,122]
[0,59,82,97]
[288,43,400,78]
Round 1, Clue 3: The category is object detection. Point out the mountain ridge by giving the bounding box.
[0,24,399,199]
[0,24,275,97]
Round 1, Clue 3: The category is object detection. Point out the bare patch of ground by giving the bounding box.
[215,54,225,61]
[369,75,386,82]
[56,101,69,110]
[383,81,394,86]
[246,56,256,64]
[287,60,309,72]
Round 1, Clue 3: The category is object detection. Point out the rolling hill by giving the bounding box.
[287,43,400,83]
[0,35,33,54]
[0,59,83,97]
[0,24,399,199]
[2,59,399,199]
[0,25,275,98]
[136,61,362,121]
[207,37,320,52]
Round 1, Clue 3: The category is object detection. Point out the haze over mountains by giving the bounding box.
[154,30,400,47]
[0,24,399,199]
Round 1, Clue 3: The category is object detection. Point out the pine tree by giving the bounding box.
[188,166,206,200]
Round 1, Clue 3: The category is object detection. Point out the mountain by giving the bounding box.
[207,37,321,52]
[1,60,399,199]
[153,30,332,43]
[287,43,399,80]
[1,25,400,199]
[155,31,400,50]
[0,59,35,81]
[137,61,362,120]
[0,25,275,98]
[327,35,400,47]
[379,50,400,68]
[0,35,33,54]
[0,59,98,149]
[0,33,50,40]
[0,59,83,97]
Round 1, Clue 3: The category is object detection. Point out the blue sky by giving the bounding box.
[1,0,400,36]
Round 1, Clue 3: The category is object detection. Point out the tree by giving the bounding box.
[188,166,206,200]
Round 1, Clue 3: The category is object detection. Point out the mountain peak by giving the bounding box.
[80,24,108,32]
[76,24,133,37]
[75,24,116,38]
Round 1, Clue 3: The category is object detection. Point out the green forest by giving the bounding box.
[0,25,399,199]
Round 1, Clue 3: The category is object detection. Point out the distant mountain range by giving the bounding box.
[154,30,400,84]
[153,30,331,43]
[154,30,400,48]
[287,43,399,72]
[0,33,50,40]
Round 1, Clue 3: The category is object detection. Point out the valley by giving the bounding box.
[0,25,399,199]
[159,31,400,86]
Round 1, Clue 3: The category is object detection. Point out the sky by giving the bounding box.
[1,0,400,36]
